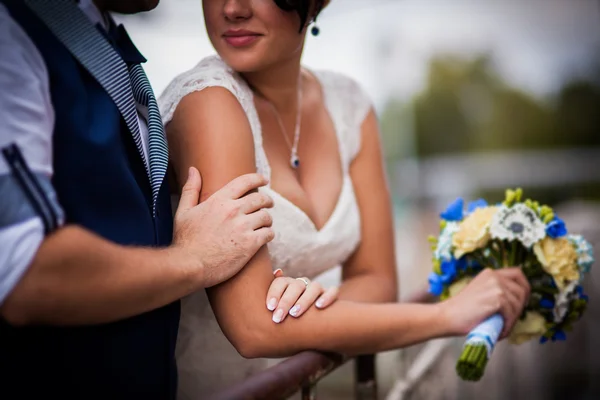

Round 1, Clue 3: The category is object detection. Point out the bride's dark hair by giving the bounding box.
[274,0,325,32]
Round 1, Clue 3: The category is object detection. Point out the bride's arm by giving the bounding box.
[166,87,528,358]
[337,108,398,304]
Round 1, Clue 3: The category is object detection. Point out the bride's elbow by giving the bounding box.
[233,339,266,359]
[229,329,275,359]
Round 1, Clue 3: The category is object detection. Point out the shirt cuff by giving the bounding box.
[0,218,44,304]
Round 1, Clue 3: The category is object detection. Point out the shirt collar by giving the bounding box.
[78,0,108,30]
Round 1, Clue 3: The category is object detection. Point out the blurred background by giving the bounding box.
[118,0,600,398]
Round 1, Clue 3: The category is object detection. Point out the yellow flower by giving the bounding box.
[534,237,579,290]
[509,312,547,345]
[452,206,499,258]
[448,277,473,297]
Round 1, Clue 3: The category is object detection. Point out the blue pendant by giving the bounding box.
[290,154,300,169]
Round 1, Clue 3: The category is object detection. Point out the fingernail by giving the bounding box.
[267,298,277,311]
[273,269,283,276]
[272,309,284,323]
[316,299,325,308]
[289,305,301,317]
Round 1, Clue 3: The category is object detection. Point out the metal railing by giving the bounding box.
[209,289,434,400]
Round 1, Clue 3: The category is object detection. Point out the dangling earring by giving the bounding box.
[310,17,320,36]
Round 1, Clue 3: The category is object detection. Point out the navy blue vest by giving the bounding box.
[0,2,179,399]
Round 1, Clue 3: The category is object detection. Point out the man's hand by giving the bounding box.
[173,167,275,288]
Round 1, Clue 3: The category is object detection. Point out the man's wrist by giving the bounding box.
[163,245,205,293]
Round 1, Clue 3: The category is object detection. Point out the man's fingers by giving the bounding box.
[239,192,274,214]
[177,167,202,214]
[316,286,339,309]
[247,209,273,231]
[252,227,275,249]
[222,173,269,200]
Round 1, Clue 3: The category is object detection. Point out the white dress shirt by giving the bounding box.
[0,0,150,304]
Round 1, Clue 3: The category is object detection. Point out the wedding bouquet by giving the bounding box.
[428,188,594,381]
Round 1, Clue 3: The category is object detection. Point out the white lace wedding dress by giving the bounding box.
[159,55,372,399]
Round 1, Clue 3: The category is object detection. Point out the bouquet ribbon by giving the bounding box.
[457,313,504,380]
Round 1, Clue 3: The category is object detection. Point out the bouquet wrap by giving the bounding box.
[428,188,594,381]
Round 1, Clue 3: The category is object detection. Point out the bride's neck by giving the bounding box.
[242,61,303,115]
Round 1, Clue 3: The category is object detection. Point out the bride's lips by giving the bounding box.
[222,29,262,48]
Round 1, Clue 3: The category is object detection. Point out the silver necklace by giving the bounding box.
[262,77,302,169]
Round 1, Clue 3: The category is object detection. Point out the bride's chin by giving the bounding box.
[221,55,269,75]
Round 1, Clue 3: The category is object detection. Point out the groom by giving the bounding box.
[0,0,274,399]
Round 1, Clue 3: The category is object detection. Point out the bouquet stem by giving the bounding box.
[455,314,503,382]
[456,343,488,381]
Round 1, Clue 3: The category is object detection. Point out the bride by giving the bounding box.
[159,0,530,397]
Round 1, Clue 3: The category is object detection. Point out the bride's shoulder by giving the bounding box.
[312,69,364,96]
[159,55,250,125]
[312,69,373,122]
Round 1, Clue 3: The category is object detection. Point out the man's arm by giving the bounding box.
[1,225,198,326]
[0,6,274,326]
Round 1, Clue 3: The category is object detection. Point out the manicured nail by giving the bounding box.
[273,269,283,276]
[289,305,301,317]
[267,297,277,311]
[273,309,284,323]
[316,298,325,308]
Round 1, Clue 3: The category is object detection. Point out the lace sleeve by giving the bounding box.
[317,71,373,165]
[159,56,253,126]
[158,56,271,178]
[346,76,373,161]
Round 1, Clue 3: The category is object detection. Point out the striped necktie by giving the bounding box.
[129,64,169,214]
[106,21,169,215]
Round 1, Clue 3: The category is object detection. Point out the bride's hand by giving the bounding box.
[439,267,531,339]
[266,269,339,324]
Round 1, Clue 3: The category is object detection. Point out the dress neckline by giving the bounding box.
[248,69,347,233]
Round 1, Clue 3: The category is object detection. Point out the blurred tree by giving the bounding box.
[552,80,600,148]
[380,52,600,159]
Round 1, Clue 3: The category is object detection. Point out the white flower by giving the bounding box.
[489,204,546,248]
[553,280,578,323]
[568,234,594,275]
[434,222,460,261]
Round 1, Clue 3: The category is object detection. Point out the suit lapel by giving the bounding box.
[24,0,149,176]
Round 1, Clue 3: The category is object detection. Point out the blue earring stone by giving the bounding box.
[311,25,320,36]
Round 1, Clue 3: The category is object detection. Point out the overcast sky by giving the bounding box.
[117,0,600,109]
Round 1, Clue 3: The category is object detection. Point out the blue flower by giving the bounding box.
[540,336,549,344]
[440,259,458,284]
[551,330,566,342]
[546,216,567,238]
[576,285,589,302]
[540,298,555,308]
[467,198,488,213]
[456,257,469,270]
[440,198,464,221]
[428,273,444,296]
